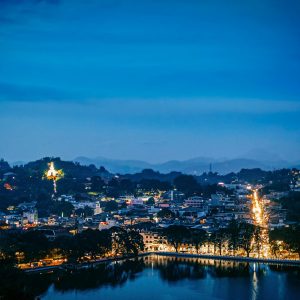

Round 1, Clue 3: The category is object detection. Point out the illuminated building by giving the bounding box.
[94,201,102,215]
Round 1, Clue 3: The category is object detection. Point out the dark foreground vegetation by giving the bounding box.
[0,227,144,266]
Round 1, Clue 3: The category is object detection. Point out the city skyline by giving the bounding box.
[0,2,299,298]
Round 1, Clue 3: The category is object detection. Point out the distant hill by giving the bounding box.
[11,161,26,166]
[20,157,113,180]
[74,156,152,174]
[0,159,10,173]
[122,169,182,182]
[74,156,299,175]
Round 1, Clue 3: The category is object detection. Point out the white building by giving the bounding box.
[184,196,205,208]
[94,201,102,215]
[23,210,38,224]
[141,231,169,252]
[99,219,117,230]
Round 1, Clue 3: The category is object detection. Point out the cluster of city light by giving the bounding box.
[252,189,270,258]
[252,190,263,225]
[44,162,63,194]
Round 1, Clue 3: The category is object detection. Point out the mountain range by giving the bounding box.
[74,150,300,175]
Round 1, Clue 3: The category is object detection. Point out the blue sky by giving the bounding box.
[0,0,300,162]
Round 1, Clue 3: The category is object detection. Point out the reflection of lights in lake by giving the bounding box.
[251,264,259,300]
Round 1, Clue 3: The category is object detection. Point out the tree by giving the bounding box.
[191,229,207,254]
[269,227,291,258]
[209,232,218,254]
[96,229,112,256]
[51,200,74,217]
[91,176,105,192]
[104,200,118,212]
[239,222,255,257]
[35,193,53,217]
[119,179,135,194]
[110,227,144,256]
[146,197,155,206]
[164,225,190,253]
[288,227,300,258]
[75,229,112,260]
[76,206,94,218]
[270,240,281,258]
[278,192,300,222]
[157,208,175,219]
[51,235,77,262]
[227,219,240,256]
[15,231,50,263]
[173,175,199,195]
[269,226,300,258]
[213,228,228,256]
[126,230,144,256]
[139,179,171,191]
[253,226,263,258]
[0,232,17,266]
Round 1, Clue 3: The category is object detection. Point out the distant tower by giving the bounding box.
[209,163,212,173]
[94,201,102,215]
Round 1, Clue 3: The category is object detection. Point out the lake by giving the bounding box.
[34,255,300,300]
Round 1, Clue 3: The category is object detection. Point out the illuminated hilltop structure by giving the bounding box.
[45,162,63,194]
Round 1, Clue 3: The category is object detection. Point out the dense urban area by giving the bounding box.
[1,157,300,297]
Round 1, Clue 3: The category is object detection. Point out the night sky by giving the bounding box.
[0,0,300,163]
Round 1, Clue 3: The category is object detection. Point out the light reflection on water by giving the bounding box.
[36,256,300,300]
[251,263,258,300]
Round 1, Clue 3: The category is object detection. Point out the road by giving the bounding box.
[252,189,270,258]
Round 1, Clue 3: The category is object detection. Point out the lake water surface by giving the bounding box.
[39,255,300,300]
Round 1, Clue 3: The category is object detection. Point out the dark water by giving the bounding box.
[36,256,300,300]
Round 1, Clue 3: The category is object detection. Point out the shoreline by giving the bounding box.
[153,252,300,266]
[24,251,300,273]
[23,252,150,273]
